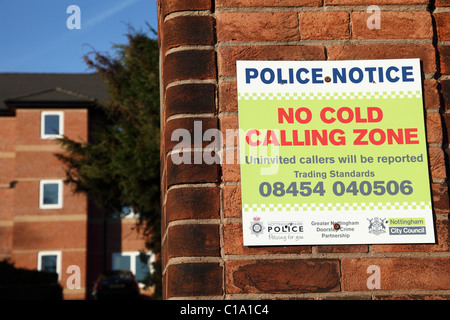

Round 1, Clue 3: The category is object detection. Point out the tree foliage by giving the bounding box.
[56,27,161,298]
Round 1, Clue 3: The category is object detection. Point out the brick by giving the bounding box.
[423,79,440,110]
[163,50,216,87]
[167,224,220,258]
[219,82,238,113]
[224,223,311,255]
[65,110,89,142]
[0,118,15,152]
[14,180,87,216]
[428,147,446,179]
[219,115,238,148]
[222,185,242,218]
[375,294,450,300]
[13,221,87,251]
[446,147,450,174]
[317,245,368,253]
[158,0,450,300]
[0,189,14,219]
[165,84,216,119]
[426,113,443,144]
[0,158,14,184]
[327,44,437,73]
[439,45,450,75]
[166,263,222,297]
[162,16,215,54]
[166,187,220,222]
[0,225,13,255]
[16,151,65,179]
[225,259,340,294]
[113,222,148,251]
[166,152,220,186]
[218,46,325,77]
[16,109,87,145]
[219,115,238,131]
[10,252,37,270]
[342,258,450,291]
[327,0,428,4]
[436,0,450,6]
[372,220,450,252]
[320,295,371,300]
[222,149,240,182]
[216,12,300,42]
[165,117,218,152]
[432,183,450,213]
[352,11,432,39]
[435,12,450,41]
[215,0,322,7]
[300,11,350,40]
[441,79,450,110]
[161,0,211,18]
[443,113,450,144]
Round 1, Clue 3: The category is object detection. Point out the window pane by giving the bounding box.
[112,255,130,271]
[44,115,60,135]
[43,183,59,205]
[135,254,150,282]
[41,255,57,273]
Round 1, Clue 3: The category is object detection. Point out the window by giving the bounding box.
[41,111,64,139]
[112,205,140,219]
[112,251,154,284]
[39,180,63,209]
[37,251,61,280]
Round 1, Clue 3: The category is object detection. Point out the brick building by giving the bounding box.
[158,1,450,299]
[0,73,154,300]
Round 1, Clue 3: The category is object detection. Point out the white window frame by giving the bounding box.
[41,111,64,139]
[111,251,154,283]
[39,180,63,209]
[37,251,62,281]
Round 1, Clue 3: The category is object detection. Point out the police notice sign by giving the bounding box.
[236,59,436,246]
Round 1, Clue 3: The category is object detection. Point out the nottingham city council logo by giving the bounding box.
[250,216,264,237]
[368,217,387,235]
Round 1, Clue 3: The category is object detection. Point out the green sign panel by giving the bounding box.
[237,59,435,245]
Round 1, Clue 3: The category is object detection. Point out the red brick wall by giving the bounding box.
[159,0,450,299]
[1,105,153,299]
[11,108,89,300]
[0,117,15,259]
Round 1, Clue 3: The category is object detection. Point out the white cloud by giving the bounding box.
[84,0,142,29]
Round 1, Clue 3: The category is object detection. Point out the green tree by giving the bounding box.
[56,27,161,298]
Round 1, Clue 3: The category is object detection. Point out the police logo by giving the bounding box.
[368,217,387,235]
[250,217,264,237]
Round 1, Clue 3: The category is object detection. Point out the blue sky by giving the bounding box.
[0,0,158,73]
